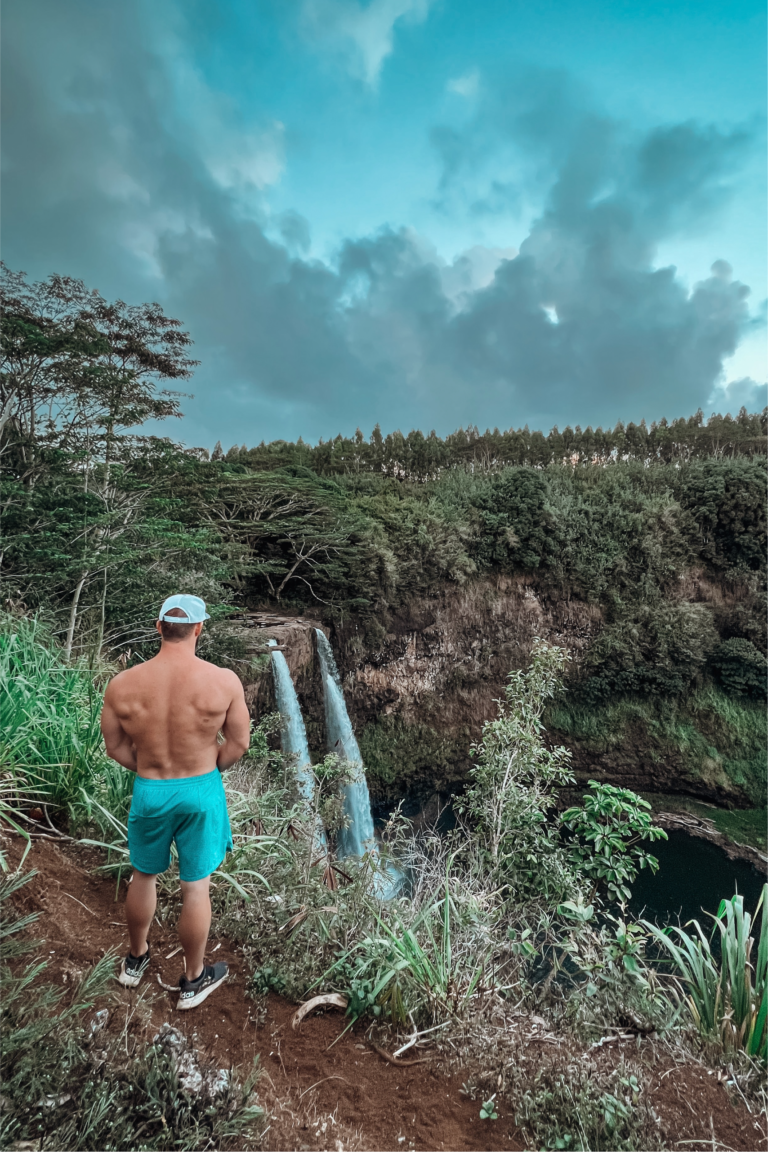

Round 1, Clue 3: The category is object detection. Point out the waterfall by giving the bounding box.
[315,629,401,896]
[268,641,327,854]
[315,629,375,858]
[268,640,316,803]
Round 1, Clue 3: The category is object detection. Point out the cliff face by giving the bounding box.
[336,576,601,730]
[235,583,756,810]
[333,578,615,804]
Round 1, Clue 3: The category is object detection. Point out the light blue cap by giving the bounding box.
[158,594,210,624]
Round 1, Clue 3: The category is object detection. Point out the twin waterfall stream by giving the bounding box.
[269,630,400,897]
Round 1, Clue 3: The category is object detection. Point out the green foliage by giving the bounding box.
[643,885,768,1061]
[561,783,667,903]
[710,638,767,699]
[580,600,719,701]
[469,469,555,570]
[512,1059,661,1151]
[459,640,577,899]
[325,878,489,1025]
[548,686,767,806]
[479,1095,498,1120]
[358,716,464,797]
[0,614,133,842]
[677,457,767,572]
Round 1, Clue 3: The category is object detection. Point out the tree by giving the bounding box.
[0,266,233,658]
[459,640,576,900]
[1,264,195,463]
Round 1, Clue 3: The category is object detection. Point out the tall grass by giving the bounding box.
[0,614,133,846]
[643,885,768,1061]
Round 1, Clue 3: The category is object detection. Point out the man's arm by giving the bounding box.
[100,683,138,772]
[217,672,251,771]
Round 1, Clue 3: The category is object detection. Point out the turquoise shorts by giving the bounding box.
[127,768,233,882]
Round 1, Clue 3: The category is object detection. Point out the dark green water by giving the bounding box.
[628,831,767,927]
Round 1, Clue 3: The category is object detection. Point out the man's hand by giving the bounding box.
[217,672,251,771]
[101,683,138,771]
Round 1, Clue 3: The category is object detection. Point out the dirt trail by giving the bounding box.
[8,838,520,1151]
[7,836,766,1152]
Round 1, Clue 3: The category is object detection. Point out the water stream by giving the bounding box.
[268,640,327,853]
[314,629,376,859]
[268,631,399,895]
[315,629,401,897]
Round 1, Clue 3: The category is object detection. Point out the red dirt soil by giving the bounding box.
[7,835,767,1152]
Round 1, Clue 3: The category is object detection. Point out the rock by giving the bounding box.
[204,1068,230,1098]
[90,1008,109,1034]
[153,1022,187,1055]
[152,1023,229,1098]
[176,1050,204,1095]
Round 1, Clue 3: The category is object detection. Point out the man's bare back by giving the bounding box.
[101,630,251,779]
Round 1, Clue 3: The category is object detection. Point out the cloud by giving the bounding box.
[1,1,762,447]
[447,69,479,98]
[205,124,285,193]
[713,376,768,413]
[300,0,435,86]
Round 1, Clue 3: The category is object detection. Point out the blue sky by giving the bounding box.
[3,0,766,448]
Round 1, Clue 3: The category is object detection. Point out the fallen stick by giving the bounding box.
[393,1020,448,1057]
[369,1041,431,1067]
[292,993,348,1030]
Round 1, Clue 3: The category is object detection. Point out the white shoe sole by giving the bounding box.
[118,961,147,988]
[176,971,228,1010]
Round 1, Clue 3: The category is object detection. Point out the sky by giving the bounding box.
[2,0,766,450]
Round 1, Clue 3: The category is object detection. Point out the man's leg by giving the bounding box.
[178,876,211,981]
[125,869,157,957]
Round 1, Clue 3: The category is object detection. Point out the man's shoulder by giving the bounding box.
[106,659,154,691]
[195,658,243,690]
[102,664,140,707]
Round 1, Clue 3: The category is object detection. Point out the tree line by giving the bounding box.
[216,408,766,480]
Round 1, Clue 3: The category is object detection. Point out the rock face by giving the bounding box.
[565,745,742,805]
[234,583,755,810]
[233,612,328,754]
[337,576,601,732]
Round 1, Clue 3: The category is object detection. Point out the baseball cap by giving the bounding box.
[158,594,211,624]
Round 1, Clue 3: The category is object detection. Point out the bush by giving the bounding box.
[459,639,578,901]
[561,783,667,904]
[710,638,767,699]
[580,600,719,701]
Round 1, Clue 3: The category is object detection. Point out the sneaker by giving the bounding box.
[177,961,229,1010]
[118,948,150,987]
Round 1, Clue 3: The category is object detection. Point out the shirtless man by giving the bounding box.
[100,594,250,1009]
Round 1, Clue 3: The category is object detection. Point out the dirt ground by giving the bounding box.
[7,835,767,1152]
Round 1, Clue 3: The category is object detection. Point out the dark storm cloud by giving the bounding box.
[1,1,762,445]
[421,74,760,422]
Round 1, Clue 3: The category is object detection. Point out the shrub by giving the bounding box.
[709,638,767,699]
[561,783,667,904]
[458,639,577,901]
[580,600,719,702]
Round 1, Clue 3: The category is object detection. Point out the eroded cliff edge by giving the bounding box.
[232,577,764,815]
